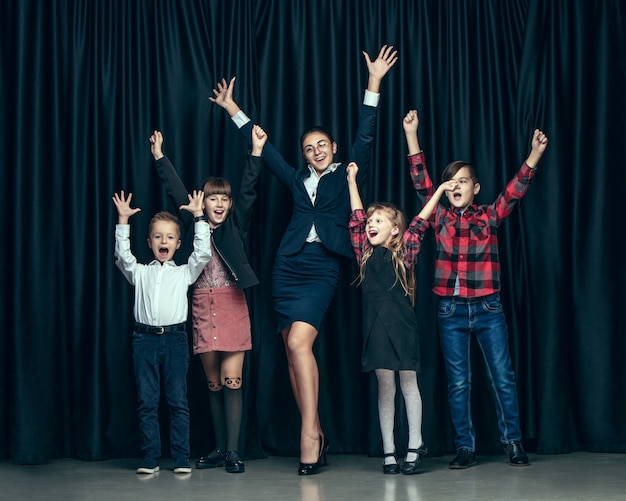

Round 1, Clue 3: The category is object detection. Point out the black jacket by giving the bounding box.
[238,102,378,259]
[154,154,262,289]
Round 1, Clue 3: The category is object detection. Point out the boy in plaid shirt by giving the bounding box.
[403,109,548,468]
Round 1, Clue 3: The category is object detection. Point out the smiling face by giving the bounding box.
[302,131,338,175]
[147,219,181,263]
[204,193,232,228]
[445,166,481,210]
[365,208,400,248]
[202,177,233,228]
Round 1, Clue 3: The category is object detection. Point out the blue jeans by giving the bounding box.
[437,294,522,452]
[132,329,190,460]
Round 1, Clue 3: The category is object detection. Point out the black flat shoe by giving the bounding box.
[401,447,427,475]
[448,448,477,469]
[298,462,320,475]
[503,441,530,467]
[224,450,245,473]
[382,452,399,474]
[195,448,226,469]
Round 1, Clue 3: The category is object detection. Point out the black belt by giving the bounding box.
[446,292,499,303]
[134,322,186,335]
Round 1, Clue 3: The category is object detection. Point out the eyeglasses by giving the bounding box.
[303,140,329,155]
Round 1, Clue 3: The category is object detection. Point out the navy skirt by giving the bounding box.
[272,242,342,332]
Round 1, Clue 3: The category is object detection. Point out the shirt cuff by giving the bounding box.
[115,224,130,236]
[232,110,251,129]
[194,221,210,235]
[363,89,380,107]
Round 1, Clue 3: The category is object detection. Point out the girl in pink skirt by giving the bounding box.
[150,125,266,473]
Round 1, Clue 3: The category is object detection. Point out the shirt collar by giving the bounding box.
[148,259,177,267]
[307,162,340,178]
[451,204,477,216]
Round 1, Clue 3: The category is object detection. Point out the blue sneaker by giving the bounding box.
[136,458,160,474]
[173,457,192,474]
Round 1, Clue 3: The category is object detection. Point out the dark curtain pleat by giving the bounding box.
[2,0,626,464]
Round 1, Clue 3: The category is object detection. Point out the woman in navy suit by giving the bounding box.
[211,46,397,475]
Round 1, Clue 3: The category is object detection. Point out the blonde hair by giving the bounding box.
[356,203,415,305]
[148,211,180,239]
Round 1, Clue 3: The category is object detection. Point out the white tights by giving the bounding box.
[375,368,423,464]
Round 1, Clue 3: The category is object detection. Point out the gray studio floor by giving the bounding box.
[2,452,625,501]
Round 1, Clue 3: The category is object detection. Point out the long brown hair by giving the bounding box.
[356,203,415,305]
[202,176,232,198]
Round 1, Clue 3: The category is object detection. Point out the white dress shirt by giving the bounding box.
[114,221,211,326]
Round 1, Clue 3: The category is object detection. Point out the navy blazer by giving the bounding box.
[239,102,378,259]
[154,154,262,290]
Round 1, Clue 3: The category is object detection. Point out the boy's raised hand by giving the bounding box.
[112,191,141,224]
[180,190,205,218]
[251,124,267,156]
[403,109,422,155]
[532,129,549,154]
[526,129,549,168]
[149,130,164,160]
[403,110,419,133]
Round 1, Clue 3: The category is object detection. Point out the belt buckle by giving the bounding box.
[154,326,165,335]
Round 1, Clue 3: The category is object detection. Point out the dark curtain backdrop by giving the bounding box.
[2,0,625,464]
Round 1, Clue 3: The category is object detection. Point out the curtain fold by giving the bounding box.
[2,0,625,464]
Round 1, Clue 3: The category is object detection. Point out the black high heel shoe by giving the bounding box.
[319,434,330,466]
[298,435,328,475]
[400,446,427,475]
[297,462,320,475]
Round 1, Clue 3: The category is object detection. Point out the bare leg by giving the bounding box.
[282,326,323,434]
[282,321,321,464]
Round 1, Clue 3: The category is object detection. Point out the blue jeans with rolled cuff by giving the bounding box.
[132,325,190,460]
[437,293,522,452]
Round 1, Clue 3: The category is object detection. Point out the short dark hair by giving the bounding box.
[148,211,180,238]
[442,161,479,184]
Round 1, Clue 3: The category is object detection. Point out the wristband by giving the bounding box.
[194,215,208,222]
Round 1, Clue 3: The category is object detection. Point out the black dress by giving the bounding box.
[360,246,421,373]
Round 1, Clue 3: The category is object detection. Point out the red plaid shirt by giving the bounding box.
[349,208,429,269]
[408,152,537,297]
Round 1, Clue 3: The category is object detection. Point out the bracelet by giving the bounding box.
[194,215,208,222]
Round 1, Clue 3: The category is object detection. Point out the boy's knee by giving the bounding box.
[224,376,242,390]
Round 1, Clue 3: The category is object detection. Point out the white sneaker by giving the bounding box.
[136,458,160,474]
[173,457,192,474]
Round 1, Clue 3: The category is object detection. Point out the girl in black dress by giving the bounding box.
[347,153,457,475]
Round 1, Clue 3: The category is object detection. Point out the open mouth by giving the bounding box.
[368,229,379,238]
[159,247,169,258]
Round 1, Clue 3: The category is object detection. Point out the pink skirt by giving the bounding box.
[191,286,251,354]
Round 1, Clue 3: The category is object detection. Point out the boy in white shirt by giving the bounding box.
[112,189,211,474]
